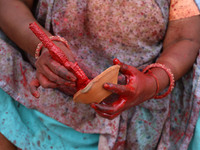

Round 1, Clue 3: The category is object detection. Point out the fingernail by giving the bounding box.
[90,103,97,109]
[104,83,110,88]
[113,58,121,65]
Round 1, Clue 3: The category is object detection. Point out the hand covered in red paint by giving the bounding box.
[30,42,77,97]
[91,59,157,119]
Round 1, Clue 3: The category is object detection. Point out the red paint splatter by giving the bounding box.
[174,117,177,122]
[6,76,10,83]
[175,132,184,144]
[79,33,83,36]
[152,31,157,36]
[184,112,188,117]
[32,92,39,98]
[20,62,27,87]
[53,19,60,25]
[138,118,160,134]
[24,93,28,97]
[42,2,48,8]
[171,1,178,8]
[37,141,41,147]
[48,135,51,140]
[13,140,16,144]
[113,141,126,150]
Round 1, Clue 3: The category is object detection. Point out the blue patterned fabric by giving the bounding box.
[189,111,200,150]
[0,88,99,150]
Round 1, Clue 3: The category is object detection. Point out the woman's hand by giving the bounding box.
[30,42,78,97]
[91,59,157,119]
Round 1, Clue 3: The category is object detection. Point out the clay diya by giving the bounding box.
[73,65,120,104]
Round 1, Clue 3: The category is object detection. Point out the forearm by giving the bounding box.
[151,40,199,93]
[0,0,51,56]
[150,16,200,93]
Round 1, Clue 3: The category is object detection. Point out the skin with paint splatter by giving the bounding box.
[169,0,200,20]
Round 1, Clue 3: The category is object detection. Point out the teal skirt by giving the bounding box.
[0,88,99,150]
[188,111,200,150]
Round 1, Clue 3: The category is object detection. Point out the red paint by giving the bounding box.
[174,117,177,122]
[79,33,83,36]
[37,140,41,147]
[20,62,27,87]
[24,93,28,97]
[5,76,10,83]
[29,22,90,90]
[175,132,184,144]
[53,19,60,25]
[138,118,160,134]
[64,18,68,22]
[113,141,126,150]
[42,2,48,8]
[48,135,51,140]
[32,91,39,98]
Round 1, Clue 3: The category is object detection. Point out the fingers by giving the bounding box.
[57,84,77,96]
[118,75,127,85]
[113,58,137,76]
[103,83,134,96]
[29,79,40,98]
[47,60,77,82]
[93,109,121,120]
[91,97,126,119]
[39,64,67,84]
[36,50,77,85]
[36,72,58,88]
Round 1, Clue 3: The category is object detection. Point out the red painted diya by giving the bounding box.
[73,65,120,104]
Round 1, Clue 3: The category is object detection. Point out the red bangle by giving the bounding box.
[35,36,70,59]
[142,63,175,99]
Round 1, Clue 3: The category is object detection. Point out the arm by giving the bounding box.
[0,0,77,95]
[0,0,45,56]
[152,15,200,92]
[92,15,200,119]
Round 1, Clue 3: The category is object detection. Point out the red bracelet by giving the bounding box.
[35,36,70,59]
[142,63,175,99]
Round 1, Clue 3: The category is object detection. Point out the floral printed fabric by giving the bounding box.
[0,0,200,149]
[169,0,200,20]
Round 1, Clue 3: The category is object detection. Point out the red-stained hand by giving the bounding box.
[30,42,77,97]
[91,59,156,119]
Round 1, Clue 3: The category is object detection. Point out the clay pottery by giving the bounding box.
[73,65,120,104]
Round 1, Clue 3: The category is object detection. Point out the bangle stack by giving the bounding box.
[143,63,175,99]
[35,36,70,59]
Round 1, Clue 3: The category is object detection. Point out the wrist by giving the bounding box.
[143,63,175,99]
[34,35,75,62]
[143,72,159,99]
